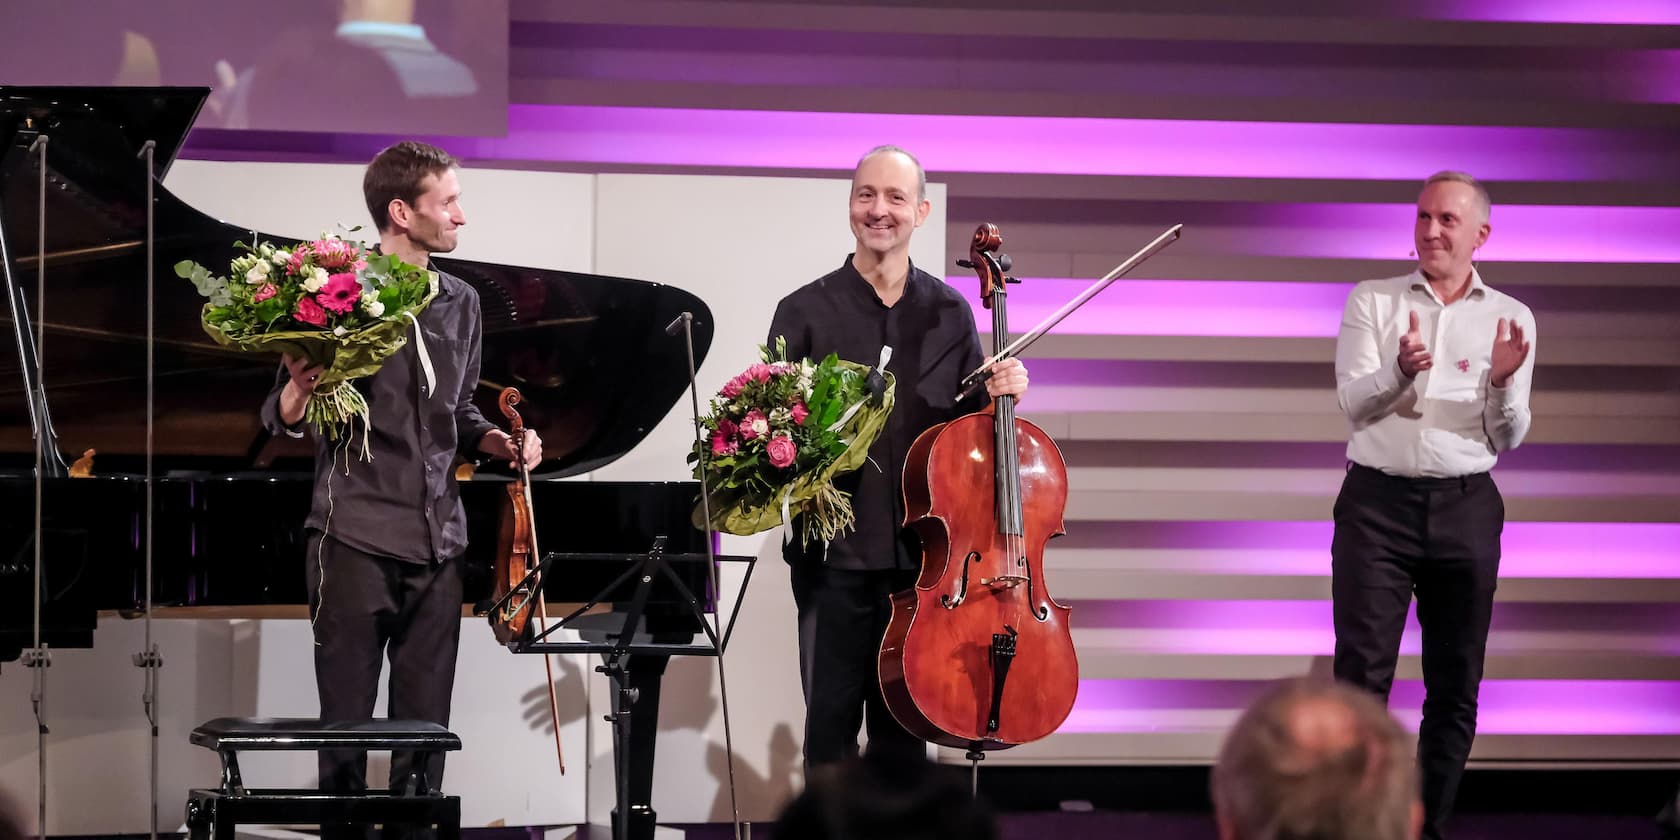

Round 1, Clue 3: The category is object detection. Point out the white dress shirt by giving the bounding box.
[1335,269,1536,478]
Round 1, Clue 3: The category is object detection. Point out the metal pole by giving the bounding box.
[27,131,49,840]
[676,312,742,840]
[133,138,164,840]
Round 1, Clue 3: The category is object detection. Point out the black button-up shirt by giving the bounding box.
[767,256,986,571]
[262,268,497,564]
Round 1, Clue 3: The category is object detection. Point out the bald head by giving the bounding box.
[857,144,927,202]
[1213,678,1420,840]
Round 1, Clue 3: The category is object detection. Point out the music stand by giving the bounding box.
[485,536,755,840]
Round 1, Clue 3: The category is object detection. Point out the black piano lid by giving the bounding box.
[0,85,714,478]
[0,85,206,181]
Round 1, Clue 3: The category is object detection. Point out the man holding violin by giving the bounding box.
[767,145,1029,765]
[261,141,542,834]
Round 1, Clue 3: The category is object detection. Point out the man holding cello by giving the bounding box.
[766,145,1030,765]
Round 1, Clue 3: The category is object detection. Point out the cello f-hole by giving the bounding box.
[940,550,983,609]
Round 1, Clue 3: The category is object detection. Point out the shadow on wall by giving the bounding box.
[709,723,801,824]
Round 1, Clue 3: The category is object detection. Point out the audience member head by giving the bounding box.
[0,788,25,840]
[775,749,998,840]
[1212,677,1421,840]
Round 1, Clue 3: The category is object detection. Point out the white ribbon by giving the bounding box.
[781,486,794,546]
[827,397,867,433]
[403,311,436,398]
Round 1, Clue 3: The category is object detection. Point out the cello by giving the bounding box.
[488,386,567,773]
[878,223,1079,752]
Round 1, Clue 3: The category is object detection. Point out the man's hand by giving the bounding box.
[1489,317,1530,389]
[482,429,544,472]
[278,353,326,426]
[283,354,325,392]
[986,357,1029,402]
[1397,311,1433,379]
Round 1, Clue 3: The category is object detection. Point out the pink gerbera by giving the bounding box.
[710,431,738,456]
[317,273,362,314]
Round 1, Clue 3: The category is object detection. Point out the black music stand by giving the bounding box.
[485,536,754,840]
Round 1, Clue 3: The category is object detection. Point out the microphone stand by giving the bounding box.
[133,139,165,840]
[665,312,743,840]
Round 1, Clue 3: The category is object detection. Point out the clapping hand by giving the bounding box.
[1397,311,1433,379]
[1489,317,1530,388]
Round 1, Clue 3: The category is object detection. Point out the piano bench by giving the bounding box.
[183,717,462,840]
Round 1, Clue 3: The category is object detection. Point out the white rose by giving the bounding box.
[361,298,385,318]
[244,262,270,284]
[302,266,328,292]
[272,250,290,266]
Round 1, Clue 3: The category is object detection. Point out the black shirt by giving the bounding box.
[262,269,497,563]
[767,256,987,571]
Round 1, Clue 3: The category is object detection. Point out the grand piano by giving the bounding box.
[0,86,716,836]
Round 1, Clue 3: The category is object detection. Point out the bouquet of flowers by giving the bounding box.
[175,233,436,441]
[688,337,895,546]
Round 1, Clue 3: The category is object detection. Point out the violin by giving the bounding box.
[489,387,566,773]
[491,388,540,644]
[878,223,1079,752]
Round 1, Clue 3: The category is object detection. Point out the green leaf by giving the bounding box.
[252,296,286,324]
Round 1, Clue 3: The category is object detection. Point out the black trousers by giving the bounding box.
[1332,463,1503,840]
[306,532,463,839]
[789,563,923,766]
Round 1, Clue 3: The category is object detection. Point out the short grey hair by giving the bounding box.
[1424,170,1492,221]
[1213,678,1418,840]
[857,144,926,202]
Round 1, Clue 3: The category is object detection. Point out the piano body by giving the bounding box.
[0,86,716,834]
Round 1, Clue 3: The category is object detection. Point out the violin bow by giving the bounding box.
[505,390,567,775]
[955,224,1184,403]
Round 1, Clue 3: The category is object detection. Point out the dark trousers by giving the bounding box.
[790,563,923,766]
[306,532,463,839]
[1332,463,1503,840]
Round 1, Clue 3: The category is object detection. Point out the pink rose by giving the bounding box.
[739,409,768,440]
[766,434,797,468]
[318,272,362,314]
[717,417,738,438]
[293,295,328,327]
[252,283,278,303]
[790,401,809,425]
[710,431,738,456]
